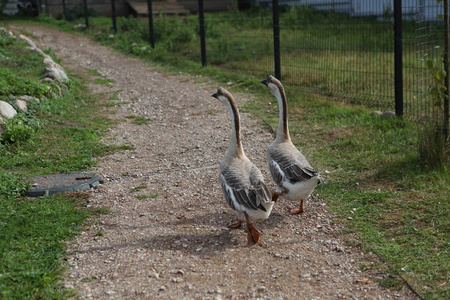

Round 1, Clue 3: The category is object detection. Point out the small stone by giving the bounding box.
[257,286,266,292]
[334,246,344,252]
[381,111,396,118]
[74,24,87,30]
[348,217,353,220]
[148,271,159,278]
[371,111,382,116]
[159,285,166,291]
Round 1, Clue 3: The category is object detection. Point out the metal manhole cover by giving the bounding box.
[25,173,104,197]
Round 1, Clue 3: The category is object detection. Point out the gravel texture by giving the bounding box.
[10,25,419,300]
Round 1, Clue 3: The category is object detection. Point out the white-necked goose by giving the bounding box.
[211,87,274,245]
[261,75,320,214]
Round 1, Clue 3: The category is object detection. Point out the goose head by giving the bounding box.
[261,75,284,98]
[211,87,233,104]
[211,87,239,124]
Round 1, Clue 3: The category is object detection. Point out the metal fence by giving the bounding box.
[201,0,448,124]
[69,0,449,126]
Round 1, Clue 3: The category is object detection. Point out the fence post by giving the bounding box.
[83,0,89,28]
[146,0,155,48]
[272,0,281,80]
[444,0,449,141]
[394,0,403,116]
[111,0,117,33]
[62,0,67,20]
[198,0,207,67]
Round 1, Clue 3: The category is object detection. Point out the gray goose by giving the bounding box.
[261,75,320,214]
[211,87,274,245]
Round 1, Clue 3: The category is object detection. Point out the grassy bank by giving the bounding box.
[0,27,112,298]
[2,8,449,299]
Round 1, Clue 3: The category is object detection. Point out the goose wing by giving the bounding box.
[219,164,271,212]
[268,145,319,186]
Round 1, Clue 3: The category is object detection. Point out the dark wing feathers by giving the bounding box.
[284,164,318,183]
[220,166,270,211]
[269,148,319,185]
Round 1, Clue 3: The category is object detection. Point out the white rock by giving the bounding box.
[74,24,87,30]
[17,95,40,103]
[12,99,28,112]
[0,101,17,119]
[43,57,64,70]
[17,34,37,49]
[381,111,396,118]
[44,67,69,82]
[148,271,159,278]
[0,28,14,37]
[371,111,382,116]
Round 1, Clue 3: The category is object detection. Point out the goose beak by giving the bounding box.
[211,92,218,99]
[261,79,268,86]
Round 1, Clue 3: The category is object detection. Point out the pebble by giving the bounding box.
[171,277,183,283]
[148,271,159,278]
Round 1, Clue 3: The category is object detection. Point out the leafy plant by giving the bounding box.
[0,113,41,144]
[419,57,450,169]
[0,172,28,199]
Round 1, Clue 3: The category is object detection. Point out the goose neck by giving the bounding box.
[274,88,290,142]
[224,100,245,158]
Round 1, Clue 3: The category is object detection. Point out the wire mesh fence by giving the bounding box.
[65,0,448,126]
[201,0,448,124]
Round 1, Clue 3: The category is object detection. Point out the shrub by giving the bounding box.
[0,172,28,199]
[0,114,41,144]
[0,69,49,97]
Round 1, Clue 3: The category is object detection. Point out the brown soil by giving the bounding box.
[9,24,419,300]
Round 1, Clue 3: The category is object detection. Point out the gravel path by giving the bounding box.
[11,25,419,300]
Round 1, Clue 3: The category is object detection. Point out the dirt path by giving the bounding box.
[11,25,418,300]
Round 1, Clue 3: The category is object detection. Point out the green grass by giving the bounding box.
[125,115,152,125]
[0,194,103,299]
[136,194,159,200]
[0,25,114,299]
[2,7,449,299]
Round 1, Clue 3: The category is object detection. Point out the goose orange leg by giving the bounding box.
[228,220,243,228]
[290,199,305,214]
[271,191,280,203]
[272,190,287,203]
[244,212,260,245]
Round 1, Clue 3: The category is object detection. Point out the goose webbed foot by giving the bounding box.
[247,224,260,245]
[244,212,260,245]
[228,220,243,228]
[290,199,305,214]
[271,191,280,203]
